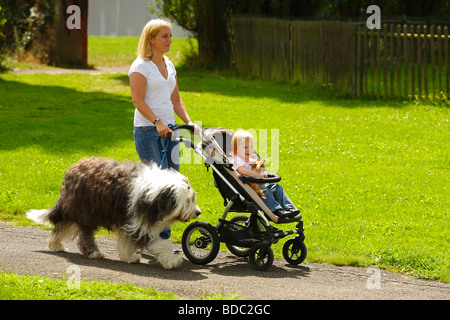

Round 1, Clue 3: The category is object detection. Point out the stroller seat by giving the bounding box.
[212,165,302,224]
[202,127,302,224]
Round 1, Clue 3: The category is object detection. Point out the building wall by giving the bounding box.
[88,0,192,37]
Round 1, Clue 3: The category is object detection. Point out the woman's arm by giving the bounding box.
[129,72,172,137]
[171,76,201,135]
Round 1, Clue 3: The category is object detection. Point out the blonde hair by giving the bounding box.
[137,19,172,60]
[231,130,254,156]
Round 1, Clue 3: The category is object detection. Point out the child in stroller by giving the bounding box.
[229,130,300,219]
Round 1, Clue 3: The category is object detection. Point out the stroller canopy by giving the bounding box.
[200,127,235,165]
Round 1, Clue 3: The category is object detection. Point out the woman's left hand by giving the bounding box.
[188,122,202,136]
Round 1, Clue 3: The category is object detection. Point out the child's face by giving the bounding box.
[236,137,254,162]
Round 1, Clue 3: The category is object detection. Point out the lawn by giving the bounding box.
[0,271,178,300]
[0,36,448,283]
[0,270,237,300]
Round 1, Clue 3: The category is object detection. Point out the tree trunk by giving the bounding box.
[48,0,88,67]
[192,0,230,66]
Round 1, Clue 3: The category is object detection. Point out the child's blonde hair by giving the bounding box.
[137,19,172,60]
[231,130,254,156]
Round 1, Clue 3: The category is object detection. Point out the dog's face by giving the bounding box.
[171,176,201,223]
[129,166,200,230]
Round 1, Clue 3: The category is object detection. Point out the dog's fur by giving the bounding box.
[26,157,200,269]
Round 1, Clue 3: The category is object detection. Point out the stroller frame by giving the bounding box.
[170,125,307,270]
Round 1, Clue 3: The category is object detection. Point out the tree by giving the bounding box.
[0,5,6,38]
[0,0,54,58]
[152,0,231,66]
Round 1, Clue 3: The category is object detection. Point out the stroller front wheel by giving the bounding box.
[283,238,307,265]
[182,221,220,265]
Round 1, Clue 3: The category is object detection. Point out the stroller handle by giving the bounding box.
[166,124,201,151]
[166,124,195,143]
[241,173,281,184]
[172,124,195,133]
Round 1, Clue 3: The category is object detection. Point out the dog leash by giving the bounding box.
[159,124,174,169]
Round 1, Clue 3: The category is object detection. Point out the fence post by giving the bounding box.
[396,24,401,99]
[383,24,388,98]
[360,25,365,97]
[403,25,408,98]
[389,24,394,98]
[410,25,416,99]
[430,25,435,100]
[446,26,449,98]
[289,20,293,82]
[356,25,362,97]
[370,28,375,96]
[437,26,443,99]
[417,25,423,100]
[424,25,428,100]
[377,28,381,98]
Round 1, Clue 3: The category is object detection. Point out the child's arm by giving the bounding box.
[236,166,266,178]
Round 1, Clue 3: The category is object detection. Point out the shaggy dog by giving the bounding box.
[27,157,201,269]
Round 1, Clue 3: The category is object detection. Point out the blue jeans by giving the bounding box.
[133,126,180,239]
[260,184,294,212]
[133,126,180,171]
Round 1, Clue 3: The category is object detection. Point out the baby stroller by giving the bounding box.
[170,125,307,271]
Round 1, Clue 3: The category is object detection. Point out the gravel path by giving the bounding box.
[11,66,128,75]
[0,223,448,300]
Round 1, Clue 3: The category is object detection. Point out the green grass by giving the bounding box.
[0,37,449,284]
[0,271,237,300]
[0,271,178,300]
[87,35,198,68]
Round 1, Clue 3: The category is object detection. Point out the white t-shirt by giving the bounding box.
[229,155,251,172]
[128,56,177,127]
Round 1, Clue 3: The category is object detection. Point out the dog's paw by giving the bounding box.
[48,242,65,252]
[120,253,141,264]
[88,251,105,259]
[161,253,183,270]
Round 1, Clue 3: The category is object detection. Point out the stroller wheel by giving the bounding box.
[182,221,220,265]
[249,243,274,271]
[283,238,307,265]
[226,215,252,257]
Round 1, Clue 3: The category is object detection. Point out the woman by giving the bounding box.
[129,19,200,171]
[129,19,200,239]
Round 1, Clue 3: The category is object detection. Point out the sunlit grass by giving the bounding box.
[0,271,240,300]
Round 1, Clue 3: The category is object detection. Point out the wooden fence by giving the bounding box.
[228,16,449,101]
[358,24,449,101]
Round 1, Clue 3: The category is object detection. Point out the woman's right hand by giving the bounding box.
[155,121,173,138]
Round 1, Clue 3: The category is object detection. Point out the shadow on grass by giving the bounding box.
[0,70,425,157]
[164,72,417,108]
[0,77,134,155]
